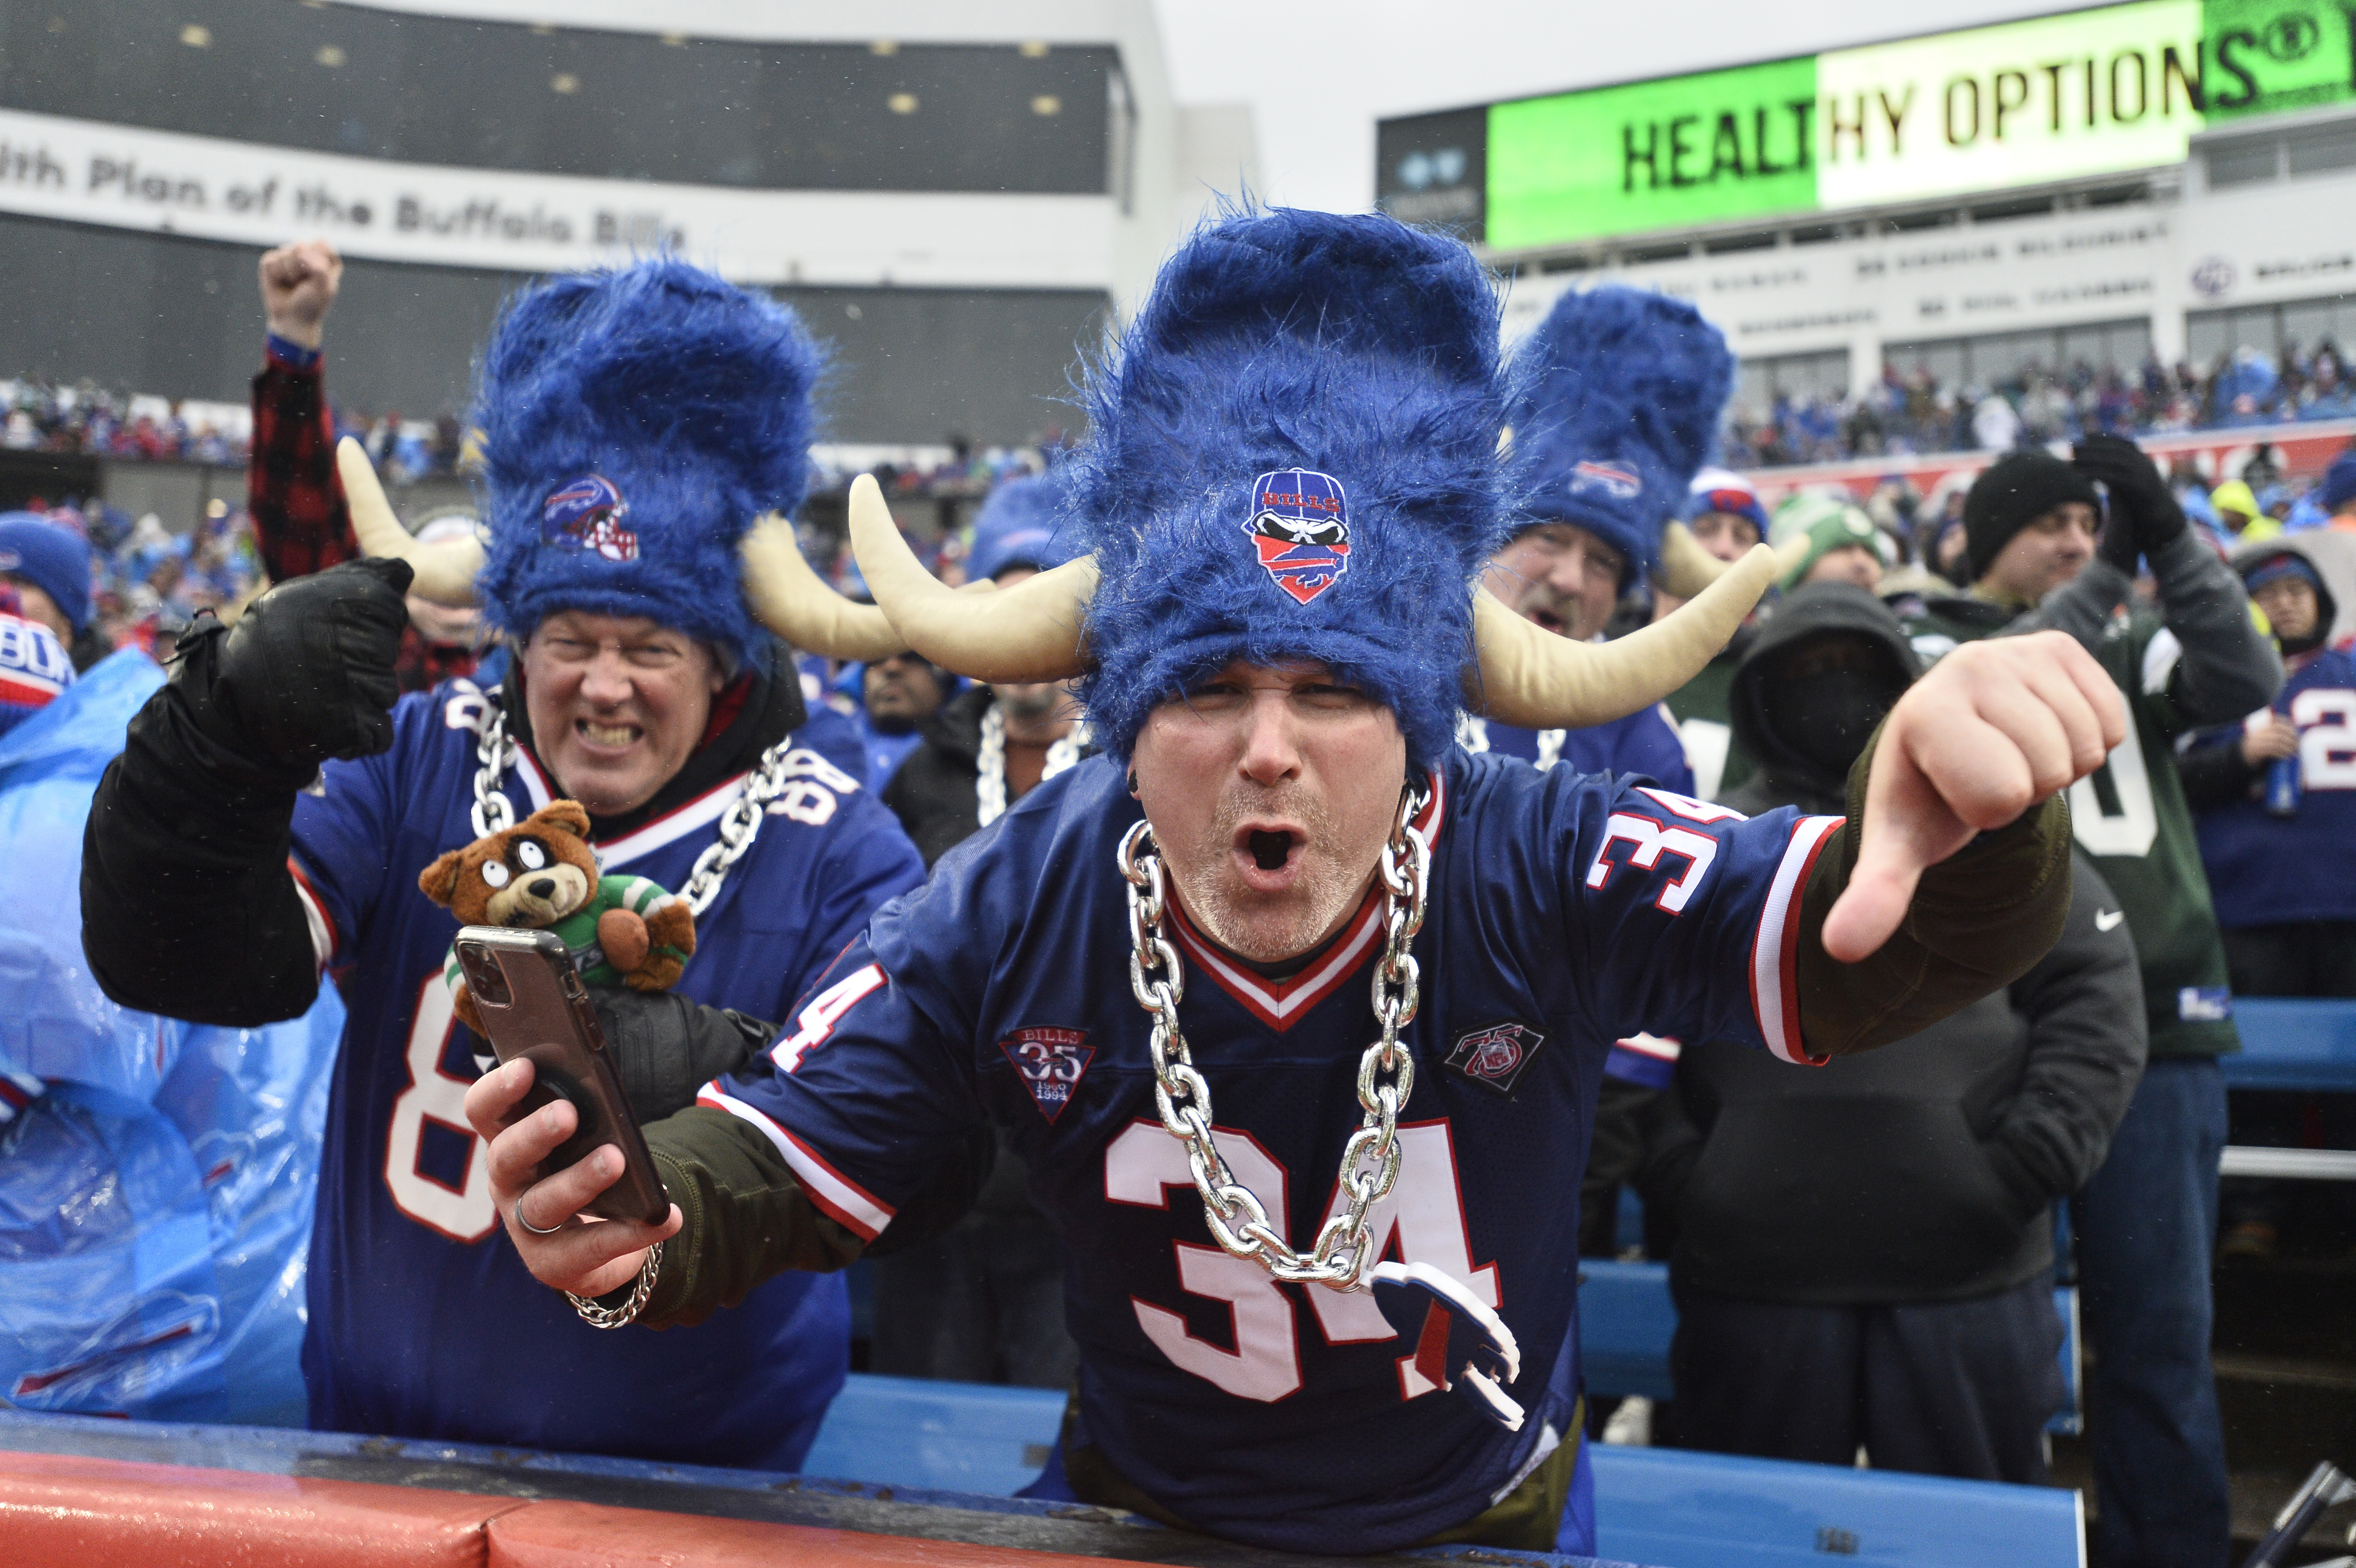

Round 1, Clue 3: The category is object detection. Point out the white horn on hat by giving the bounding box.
[1652,519,1814,600]
[1473,541,1779,729]
[739,512,908,663]
[848,473,1095,683]
[336,437,483,606]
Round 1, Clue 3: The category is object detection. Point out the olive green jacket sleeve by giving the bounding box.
[617,1107,868,1328]
[615,1107,994,1329]
[1790,727,2075,1059]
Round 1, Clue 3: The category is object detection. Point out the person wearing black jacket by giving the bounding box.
[866,492,1090,1388]
[1647,582,2148,1483]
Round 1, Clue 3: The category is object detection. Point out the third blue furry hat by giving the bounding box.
[966,470,1080,584]
[470,256,824,665]
[1067,204,1510,772]
[1506,286,1734,586]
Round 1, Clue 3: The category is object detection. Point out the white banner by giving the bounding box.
[0,106,1115,290]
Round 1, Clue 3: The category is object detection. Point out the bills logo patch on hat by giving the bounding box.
[543,474,640,563]
[1444,1021,1546,1098]
[999,1026,1094,1123]
[1569,460,1642,501]
[1243,468,1350,605]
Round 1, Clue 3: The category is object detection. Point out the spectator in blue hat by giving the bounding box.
[2318,453,2356,532]
[0,512,98,672]
[867,469,1087,1391]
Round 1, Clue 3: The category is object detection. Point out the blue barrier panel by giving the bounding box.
[1580,1261,1677,1401]
[2221,1000,2356,1092]
[0,1406,1619,1566]
[800,1372,1064,1497]
[1591,1445,2083,1568]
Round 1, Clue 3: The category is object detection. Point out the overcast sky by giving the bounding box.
[1151,0,2075,214]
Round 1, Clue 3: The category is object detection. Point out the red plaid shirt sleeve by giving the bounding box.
[249,347,360,581]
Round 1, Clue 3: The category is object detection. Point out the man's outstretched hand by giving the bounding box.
[1821,631,2123,963]
[464,1056,682,1300]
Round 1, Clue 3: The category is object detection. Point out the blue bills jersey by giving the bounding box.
[1456,707,1695,797]
[2194,642,2356,929]
[706,748,1837,1552]
[286,677,925,1468]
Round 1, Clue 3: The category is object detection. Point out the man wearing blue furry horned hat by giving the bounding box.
[469,208,2122,1555]
[84,258,954,1468]
[1456,285,1749,791]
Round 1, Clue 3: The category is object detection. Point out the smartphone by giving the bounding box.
[453,926,670,1225]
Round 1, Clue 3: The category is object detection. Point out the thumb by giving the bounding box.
[1818,727,1956,963]
[1820,849,1921,964]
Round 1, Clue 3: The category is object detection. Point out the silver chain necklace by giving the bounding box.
[1118,784,1429,1290]
[976,702,1092,828]
[469,704,794,917]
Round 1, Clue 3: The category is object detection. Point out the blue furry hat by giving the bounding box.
[966,469,1080,584]
[471,257,824,665]
[1506,285,1733,586]
[1070,205,1509,773]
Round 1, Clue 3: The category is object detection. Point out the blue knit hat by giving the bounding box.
[966,471,1080,584]
[1505,287,1734,586]
[0,513,90,634]
[1069,206,1509,773]
[470,257,825,666]
[2321,453,2356,514]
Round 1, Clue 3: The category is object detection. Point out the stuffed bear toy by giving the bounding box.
[419,800,696,1034]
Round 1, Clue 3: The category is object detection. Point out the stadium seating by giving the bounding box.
[2220,999,2356,1181]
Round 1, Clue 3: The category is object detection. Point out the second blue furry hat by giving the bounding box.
[1506,285,1734,584]
[471,257,824,665]
[966,469,1080,584]
[1069,206,1510,773]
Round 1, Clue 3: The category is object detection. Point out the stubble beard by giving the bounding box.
[1158,782,1373,964]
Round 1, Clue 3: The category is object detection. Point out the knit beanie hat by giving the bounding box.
[0,514,91,634]
[1775,492,1890,590]
[1963,452,2099,578]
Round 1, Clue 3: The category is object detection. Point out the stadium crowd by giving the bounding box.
[1726,341,2356,468]
[0,230,2350,1568]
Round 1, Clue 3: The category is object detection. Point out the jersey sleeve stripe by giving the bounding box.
[1748,815,1843,1067]
[288,859,338,969]
[694,1086,896,1241]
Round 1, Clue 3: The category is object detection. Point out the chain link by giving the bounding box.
[469,701,794,917]
[566,1241,662,1328]
[1119,784,1429,1290]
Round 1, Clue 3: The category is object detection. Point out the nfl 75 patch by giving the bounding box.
[1242,468,1350,605]
[999,1027,1094,1123]
[1444,1021,1546,1097]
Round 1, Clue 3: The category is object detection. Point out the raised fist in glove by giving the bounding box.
[2074,432,2187,572]
[195,556,414,772]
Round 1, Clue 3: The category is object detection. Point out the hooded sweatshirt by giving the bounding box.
[1651,584,2148,1304]
[2182,531,2356,930]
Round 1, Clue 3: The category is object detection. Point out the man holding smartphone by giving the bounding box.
[81,260,932,1471]
[467,210,2120,1557]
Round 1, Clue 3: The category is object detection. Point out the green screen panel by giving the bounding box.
[2203,0,2356,120]
[1484,54,1819,250]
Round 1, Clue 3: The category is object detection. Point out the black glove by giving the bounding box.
[2074,433,2186,572]
[199,557,414,772]
[589,987,772,1127]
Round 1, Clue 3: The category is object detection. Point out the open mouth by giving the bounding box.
[576,718,642,748]
[1526,605,1568,635]
[1247,829,1293,872]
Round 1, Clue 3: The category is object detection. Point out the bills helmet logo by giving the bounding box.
[998,1026,1094,1124]
[542,474,640,562]
[1568,460,1642,502]
[1243,468,1350,605]
[1443,1021,1547,1097]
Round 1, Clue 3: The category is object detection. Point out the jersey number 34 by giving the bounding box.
[1104,1119,1495,1404]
